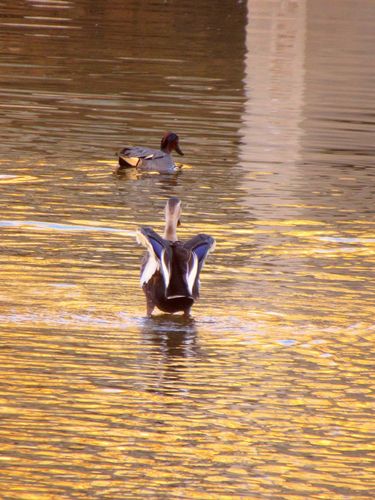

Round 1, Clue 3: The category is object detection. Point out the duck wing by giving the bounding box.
[120,146,165,160]
[136,227,173,290]
[183,234,215,298]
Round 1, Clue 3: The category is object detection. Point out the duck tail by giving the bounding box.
[118,155,140,169]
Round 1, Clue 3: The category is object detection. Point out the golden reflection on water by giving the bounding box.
[0,0,375,499]
[1,218,374,498]
[0,319,374,499]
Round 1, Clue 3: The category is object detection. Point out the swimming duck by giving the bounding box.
[116,132,184,174]
[136,197,215,317]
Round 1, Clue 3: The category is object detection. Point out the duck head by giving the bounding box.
[164,197,181,241]
[161,132,184,156]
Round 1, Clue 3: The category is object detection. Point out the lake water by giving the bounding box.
[0,0,374,498]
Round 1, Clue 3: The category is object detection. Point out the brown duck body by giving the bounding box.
[142,240,197,315]
[144,273,194,314]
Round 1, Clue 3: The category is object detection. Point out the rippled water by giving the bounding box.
[0,0,374,498]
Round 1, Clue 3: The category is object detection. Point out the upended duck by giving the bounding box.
[136,197,215,317]
[116,132,184,174]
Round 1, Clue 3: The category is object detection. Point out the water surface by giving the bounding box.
[0,0,374,498]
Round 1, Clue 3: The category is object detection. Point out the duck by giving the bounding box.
[136,197,215,317]
[116,132,184,174]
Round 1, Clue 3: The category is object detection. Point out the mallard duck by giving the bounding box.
[116,132,184,174]
[136,197,215,317]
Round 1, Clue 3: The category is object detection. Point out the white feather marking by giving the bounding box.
[136,230,144,247]
[208,238,216,254]
[140,253,158,286]
[136,230,160,286]
[160,249,171,289]
[136,229,152,249]
[186,252,198,296]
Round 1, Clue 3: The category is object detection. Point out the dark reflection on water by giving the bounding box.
[140,316,200,395]
[141,316,198,358]
[0,0,375,498]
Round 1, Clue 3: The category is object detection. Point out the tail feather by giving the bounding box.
[118,156,140,168]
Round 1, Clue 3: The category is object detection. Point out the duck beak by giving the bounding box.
[175,142,184,156]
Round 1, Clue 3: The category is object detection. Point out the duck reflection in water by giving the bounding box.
[115,167,183,190]
[141,314,198,359]
[140,315,200,395]
[136,197,215,317]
